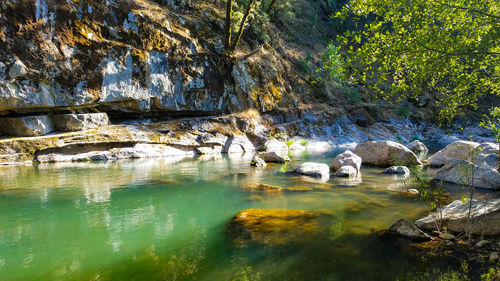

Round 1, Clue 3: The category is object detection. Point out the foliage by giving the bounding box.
[398,105,409,118]
[337,0,500,122]
[481,267,500,281]
[480,107,500,142]
[312,42,346,85]
[285,139,295,148]
[300,139,309,146]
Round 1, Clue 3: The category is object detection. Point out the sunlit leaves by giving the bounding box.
[337,0,500,122]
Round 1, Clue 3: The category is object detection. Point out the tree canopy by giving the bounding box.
[338,0,500,121]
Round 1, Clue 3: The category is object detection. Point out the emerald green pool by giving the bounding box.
[0,152,467,280]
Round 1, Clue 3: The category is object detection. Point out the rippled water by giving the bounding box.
[0,151,471,280]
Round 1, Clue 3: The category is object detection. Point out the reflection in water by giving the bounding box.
[0,153,482,281]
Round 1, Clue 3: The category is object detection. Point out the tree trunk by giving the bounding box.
[266,0,278,14]
[225,0,233,52]
[231,0,255,52]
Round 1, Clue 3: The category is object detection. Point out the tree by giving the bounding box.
[337,0,500,122]
[224,0,257,54]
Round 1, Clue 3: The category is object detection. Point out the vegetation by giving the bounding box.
[337,0,500,122]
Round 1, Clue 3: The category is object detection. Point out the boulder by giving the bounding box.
[354,141,421,167]
[293,162,330,178]
[334,165,358,178]
[227,208,319,245]
[433,159,500,190]
[223,135,256,154]
[0,115,54,137]
[475,153,499,170]
[259,151,290,163]
[250,155,267,167]
[383,166,410,175]
[427,140,479,167]
[415,198,500,236]
[264,139,289,155]
[332,150,361,173]
[8,59,27,79]
[52,113,110,132]
[387,218,431,241]
[406,140,428,159]
[477,142,499,155]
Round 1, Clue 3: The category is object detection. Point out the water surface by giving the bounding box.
[0,151,472,280]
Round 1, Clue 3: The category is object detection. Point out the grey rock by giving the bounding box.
[8,59,27,79]
[428,140,479,167]
[475,153,499,170]
[250,155,267,167]
[334,165,358,178]
[332,150,361,173]
[0,115,54,137]
[383,166,410,175]
[195,146,223,155]
[52,113,109,132]
[293,162,330,178]
[387,218,431,241]
[354,141,421,167]
[264,139,289,155]
[490,252,499,263]
[223,135,256,154]
[259,151,290,163]
[474,240,491,248]
[406,140,428,159]
[434,159,500,190]
[415,198,500,236]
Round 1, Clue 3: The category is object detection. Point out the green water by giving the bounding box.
[0,152,462,280]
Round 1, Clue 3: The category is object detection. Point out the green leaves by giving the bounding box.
[337,0,500,122]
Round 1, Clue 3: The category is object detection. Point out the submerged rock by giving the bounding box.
[387,218,431,241]
[332,150,361,173]
[354,141,421,167]
[241,183,282,193]
[250,155,267,167]
[259,151,290,163]
[334,165,358,178]
[406,140,428,159]
[427,141,479,167]
[227,208,319,245]
[383,166,410,175]
[415,198,500,236]
[433,159,500,190]
[293,162,330,178]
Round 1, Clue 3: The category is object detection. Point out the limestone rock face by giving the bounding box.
[52,113,110,132]
[334,165,358,178]
[428,141,479,167]
[415,199,500,236]
[332,150,361,173]
[433,159,500,190]
[0,1,298,115]
[8,59,27,79]
[383,166,410,175]
[227,208,319,245]
[406,140,428,159]
[259,151,290,163]
[387,218,431,241]
[354,141,421,167]
[0,116,54,137]
[293,162,330,178]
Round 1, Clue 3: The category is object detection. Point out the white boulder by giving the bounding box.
[415,198,500,236]
[433,159,500,190]
[332,150,361,173]
[354,141,421,167]
[427,141,479,167]
[293,162,330,178]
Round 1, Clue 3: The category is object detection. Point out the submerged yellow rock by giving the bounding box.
[227,208,319,245]
[241,183,282,193]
